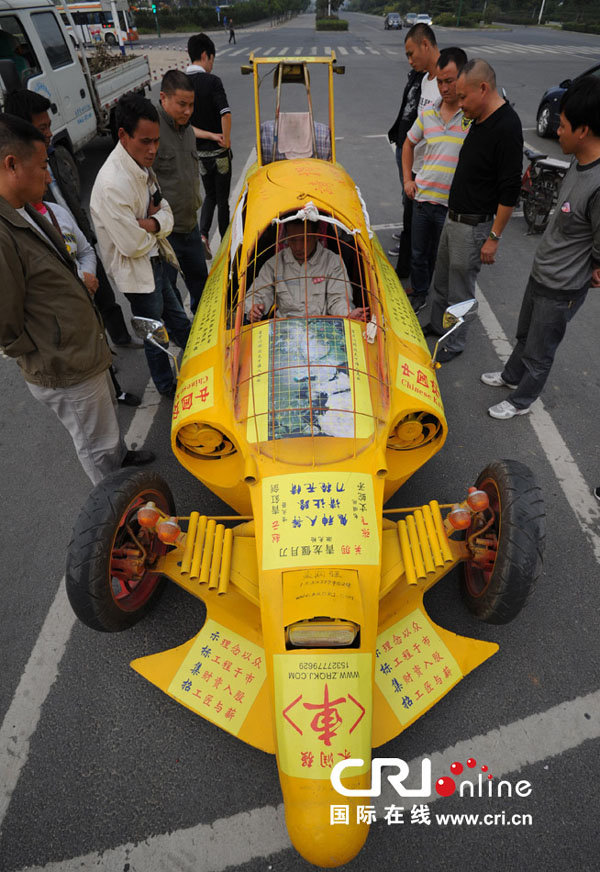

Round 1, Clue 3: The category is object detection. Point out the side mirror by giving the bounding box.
[131,317,180,376]
[431,299,478,366]
[559,78,572,89]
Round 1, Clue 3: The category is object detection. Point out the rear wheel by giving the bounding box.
[462,460,545,624]
[66,468,175,632]
[522,174,557,232]
[536,104,552,138]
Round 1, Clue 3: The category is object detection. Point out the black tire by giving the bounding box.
[536,103,552,138]
[66,468,175,632]
[522,174,557,233]
[461,460,545,624]
[105,32,117,46]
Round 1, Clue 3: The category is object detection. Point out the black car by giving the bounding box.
[384,13,402,29]
[536,62,600,137]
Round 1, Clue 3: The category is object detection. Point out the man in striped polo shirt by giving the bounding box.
[401,47,469,315]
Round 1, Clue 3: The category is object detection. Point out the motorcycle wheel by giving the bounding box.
[462,460,545,624]
[522,174,557,232]
[66,468,175,632]
[536,103,552,138]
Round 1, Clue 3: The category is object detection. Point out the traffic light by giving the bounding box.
[151,3,157,13]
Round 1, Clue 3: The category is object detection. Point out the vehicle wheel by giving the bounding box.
[66,468,175,632]
[53,143,81,199]
[461,459,545,624]
[105,32,117,46]
[522,175,556,232]
[536,104,552,138]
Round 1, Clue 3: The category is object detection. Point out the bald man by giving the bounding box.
[425,59,523,361]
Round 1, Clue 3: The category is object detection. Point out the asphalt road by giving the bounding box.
[1,12,599,872]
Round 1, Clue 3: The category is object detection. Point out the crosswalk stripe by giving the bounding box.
[311,45,317,54]
[279,47,289,54]
[352,46,365,55]
[294,46,303,55]
[366,46,380,54]
[262,46,276,55]
[228,46,248,56]
[337,45,348,55]
[324,45,331,55]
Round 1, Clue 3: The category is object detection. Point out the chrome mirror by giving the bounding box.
[432,299,478,366]
[131,317,180,376]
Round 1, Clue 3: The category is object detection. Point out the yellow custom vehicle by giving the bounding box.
[66,56,545,867]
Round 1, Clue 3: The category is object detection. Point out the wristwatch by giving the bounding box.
[489,230,502,242]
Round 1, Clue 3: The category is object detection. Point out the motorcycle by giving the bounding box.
[520,146,570,233]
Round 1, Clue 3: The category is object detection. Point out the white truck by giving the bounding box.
[0,0,151,160]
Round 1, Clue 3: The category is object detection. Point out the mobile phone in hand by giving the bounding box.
[152,188,161,207]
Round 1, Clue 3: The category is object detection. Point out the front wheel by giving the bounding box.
[462,460,545,624]
[66,468,175,632]
[536,103,552,138]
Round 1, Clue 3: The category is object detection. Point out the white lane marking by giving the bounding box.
[227,46,247,56]
[366,46,380,54]
[477,286,600,562]
[352,46,365,55]
[294,46,303,55]
[279,46,289,54]
[0,380,161,838]
[337,45,348,55]
[13,689,600,871]
[262,46,276,55]
[377,688,600,814]
[371,222,402,230]
[324,45,331,55]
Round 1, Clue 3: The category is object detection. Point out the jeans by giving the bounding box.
[503,277,587,410]
[429,217,492,352]
[166,225,208,314]
[199,150,232,239]
[395,172,416,281]
[410,201,447,297]
[125,260,191,393]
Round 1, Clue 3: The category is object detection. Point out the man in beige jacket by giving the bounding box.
[91,95,191,397]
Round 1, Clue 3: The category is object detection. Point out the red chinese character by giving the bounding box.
[234,690,245,703]
[416,370,429,388]
[303,684,346,747]
[320,752,334,769]
[181,392,193,410]
[197,386,210,403]
[401,363,414,377]
[301,751,314,768]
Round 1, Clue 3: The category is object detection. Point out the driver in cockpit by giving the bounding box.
[245,218,369,322]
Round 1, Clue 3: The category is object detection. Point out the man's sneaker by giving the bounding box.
[488,400,530,420]
[201,235,212,260]
[392,231,402,240]
[481,371,518,390]
[388,244,400,256]
[593,487,600,502]
[410,294,427,314]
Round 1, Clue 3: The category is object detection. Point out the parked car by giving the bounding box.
[536,62,600,137]
[416,12,433,25]
[405,12,418,27]
[384,12,402,29]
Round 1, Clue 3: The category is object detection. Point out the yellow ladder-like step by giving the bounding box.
[179,513,234,595]
[397,501,453,585]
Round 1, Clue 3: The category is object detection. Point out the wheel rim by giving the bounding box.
[464,477,501,598]
[537,106,549,136]
[109,486,170,612]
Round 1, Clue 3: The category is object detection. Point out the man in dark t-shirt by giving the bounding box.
[427,59,523,361]
[186,32,232,258]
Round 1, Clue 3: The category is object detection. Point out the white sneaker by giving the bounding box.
[488,400,530,420]
[481,371,518,389]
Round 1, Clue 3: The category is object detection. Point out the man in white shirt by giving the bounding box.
[91,95,191,397]
[245,220,368,322]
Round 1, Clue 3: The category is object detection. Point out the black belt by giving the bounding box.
[448,210,494,226]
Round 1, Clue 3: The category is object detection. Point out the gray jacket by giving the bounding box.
[154,102,203,234]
